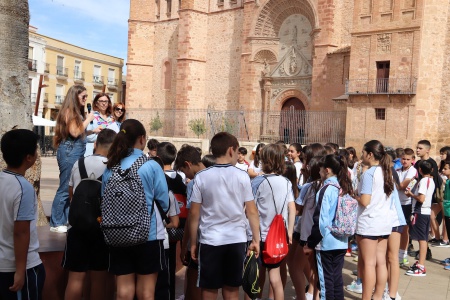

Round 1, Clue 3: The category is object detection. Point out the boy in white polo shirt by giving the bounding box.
[405,160,435,276]
[0,129,45,300]
[396,148,417,265]
[189,132,260,300]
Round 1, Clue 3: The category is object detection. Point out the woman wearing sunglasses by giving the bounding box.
[85,93,115,156]
[112,102,126,127]
[50,85,95,233]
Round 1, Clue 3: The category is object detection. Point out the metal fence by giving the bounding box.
[128,108,347,146]
[346,78,417,95]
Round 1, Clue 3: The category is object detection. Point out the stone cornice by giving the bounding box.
[45,45,123,68]
[351,25,420,36]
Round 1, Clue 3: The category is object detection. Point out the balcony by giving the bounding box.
[346,78,417,95]
[56,66,68,79]
[107,78,118,90]
[74,70,85,83]
[55,95,64,104]
[31,93,37,104]
[28,59,37,72]
[93,75,104,87]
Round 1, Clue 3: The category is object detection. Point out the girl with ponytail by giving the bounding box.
[356,140,396,300]
[304,154,352,300]
[103,119,169,299]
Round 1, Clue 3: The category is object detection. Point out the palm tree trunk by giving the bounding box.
[0,0,48,225]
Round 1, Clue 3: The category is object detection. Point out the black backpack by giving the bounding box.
[68,157,102,232]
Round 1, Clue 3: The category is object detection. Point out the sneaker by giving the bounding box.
[440,258,450,265]
[352,269,358,276]
[345,249,352,257]
[407,243,414,253]
[346,281,362,294]
[400,257,409,266]
[444,265,450,271]
[50,225,67,233]
[353,256,358,262]
[406,262,426,276]
[414,248,432,260]
[351,243,358,251]
[305,292,313,300]
[434,240,450,247]
[428,237,439,244]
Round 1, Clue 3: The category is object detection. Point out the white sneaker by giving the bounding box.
[305,292,313,300]
[346,280,362,294]
[50,225,67,233]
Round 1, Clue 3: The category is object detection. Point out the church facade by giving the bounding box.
[126,0,450,153]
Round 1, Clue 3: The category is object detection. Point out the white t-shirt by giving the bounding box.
[236,161,249,172]
[356,166,394,236]
[0,170,42,272]
[69,155,108,191]
[413,177,434,215]
[396,166,417,205]
[251,175,294,241]
[190,164,254,246]
[163,191,181,249]
[249,160,262,174]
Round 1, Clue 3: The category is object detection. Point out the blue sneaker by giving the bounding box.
[351,243,358,251]
[441,258,450,265]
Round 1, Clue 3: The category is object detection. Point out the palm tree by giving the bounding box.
[0,0,48,225]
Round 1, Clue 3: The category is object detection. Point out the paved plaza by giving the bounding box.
[40,156,450,299]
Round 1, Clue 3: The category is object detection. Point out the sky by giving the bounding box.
[29,0,130,70]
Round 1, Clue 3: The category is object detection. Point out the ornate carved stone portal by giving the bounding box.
[262,14,313,109]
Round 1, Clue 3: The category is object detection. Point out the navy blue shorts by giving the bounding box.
[198,242,247,289]
[410,213,430,241]
[357,234,389,240]
[0,264,45,300]
[109,240,166,275]
[402,205,412,225]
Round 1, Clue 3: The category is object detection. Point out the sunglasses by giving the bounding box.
[81,95,88,99]
[115,107,125,112]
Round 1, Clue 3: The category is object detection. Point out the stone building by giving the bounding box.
[127,0,448,152]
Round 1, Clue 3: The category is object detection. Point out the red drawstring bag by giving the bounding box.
[261,176,289,265]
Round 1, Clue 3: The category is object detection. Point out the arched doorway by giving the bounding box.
[280,97,306,144]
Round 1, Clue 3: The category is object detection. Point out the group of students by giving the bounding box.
[1,112,450,300]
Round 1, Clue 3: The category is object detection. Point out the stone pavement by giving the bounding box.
[40,156,450,299]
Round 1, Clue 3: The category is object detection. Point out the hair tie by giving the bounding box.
[121,129,126,134]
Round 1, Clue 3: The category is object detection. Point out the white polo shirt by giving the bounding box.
[396,166,417,205]
[413,177,434,215]
[190,164,254,246]
[251,174,294,241]
[356,166,394,236]
[0,170,42,272]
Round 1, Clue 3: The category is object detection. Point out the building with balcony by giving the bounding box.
[28,26,124,129]
[127,0,450,152]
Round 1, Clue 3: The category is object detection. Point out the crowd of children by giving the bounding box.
[3,120,450,300]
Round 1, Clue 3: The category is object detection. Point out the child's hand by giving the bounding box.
[288,234,293,245]
[190,244,198,262]
[9,271,25,292]
[248,239,260,258]
[405,190,413,197]
[303,245,313,255]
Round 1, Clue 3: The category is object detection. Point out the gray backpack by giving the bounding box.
[101,155,151,247]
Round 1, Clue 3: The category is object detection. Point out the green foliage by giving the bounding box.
[221,117,236,134]
[189,118,206,138]
[150,112,163,133]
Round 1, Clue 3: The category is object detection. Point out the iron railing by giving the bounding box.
[74,70,85,81]
[93,75,104,85]
[107,78,118,87]
[56,66,68,77]
[128,108,347,146]
[30,93,37,104]
[345,78,417,95]
[55,95,64,104]
[28,59,37,72]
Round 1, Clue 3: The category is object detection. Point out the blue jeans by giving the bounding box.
[50,139,86,227]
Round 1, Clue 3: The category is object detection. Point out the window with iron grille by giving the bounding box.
[375,108,386,120]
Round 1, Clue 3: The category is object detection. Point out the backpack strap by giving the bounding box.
[154,198,171,225]
[262,175,289,215]
[78,157,88,180]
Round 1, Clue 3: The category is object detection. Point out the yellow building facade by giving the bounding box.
[28,27,124,125]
